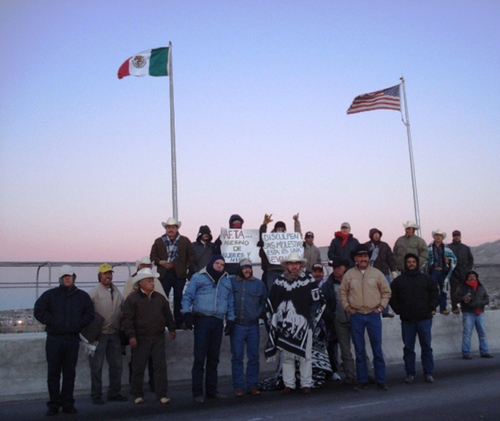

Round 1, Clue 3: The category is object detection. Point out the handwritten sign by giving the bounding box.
[220,228,260,264]
[262,232,303,264]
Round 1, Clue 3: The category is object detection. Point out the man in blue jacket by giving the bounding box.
[229,259,267,397]
[34,265,94,416]
[181,255,235,403]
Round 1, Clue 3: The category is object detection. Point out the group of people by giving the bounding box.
[33,214,493,416]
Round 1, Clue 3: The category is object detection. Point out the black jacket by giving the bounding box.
[448,241,474,281]
[320,275,337,331]
[34,285,94,335]
[390,255,439,322]
[327,234,359,269]
[454,282,489,313]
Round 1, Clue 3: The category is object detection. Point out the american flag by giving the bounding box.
[347,84,401,114]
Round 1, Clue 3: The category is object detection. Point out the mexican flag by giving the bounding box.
[118,47,169,79]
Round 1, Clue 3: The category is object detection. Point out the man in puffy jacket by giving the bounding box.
[328,222,359,269]
[390,254,439,384]
[34,265,94,416]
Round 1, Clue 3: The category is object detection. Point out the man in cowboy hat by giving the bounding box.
[393,221,428,272]
[150,217,195,329]
[122,268,176,404]
[424,230,457,315]
[448,231,474,314]
[34,265,94,416]
[88,264,127,405]
[264,252,325,395]
[339,245,391,391]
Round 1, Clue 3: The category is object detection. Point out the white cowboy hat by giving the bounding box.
[431,229,447,240]
[136,256,152,268]
[280,252,307,267]
[402,220,420,229]
[133,267,159,284]
[161,217,181,228]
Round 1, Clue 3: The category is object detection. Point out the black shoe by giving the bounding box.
[62,406,77,414]
[108,394,128,402]
[354,383,368,391]
[481,354,494,358]
[377,383,389,391]
[462,355,473,360]
[425,375,435,383]
[92,396,105,405]
[46,407,59,416]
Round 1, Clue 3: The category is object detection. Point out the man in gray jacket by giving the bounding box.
[393,221,428,272]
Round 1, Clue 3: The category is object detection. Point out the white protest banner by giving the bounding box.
[220,228,260,264]
[262,232,303,265]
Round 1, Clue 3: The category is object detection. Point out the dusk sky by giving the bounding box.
[1,1,499,262]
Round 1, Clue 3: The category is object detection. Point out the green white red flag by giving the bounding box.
[117,47,169,79]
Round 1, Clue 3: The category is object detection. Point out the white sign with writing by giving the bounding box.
[262,232,304,264]
[220,228,260,264]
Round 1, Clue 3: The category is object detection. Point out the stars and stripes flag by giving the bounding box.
[347,84,401,114]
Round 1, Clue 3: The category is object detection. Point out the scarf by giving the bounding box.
[206,255,225,284]
[335,231,350,247]
[368,242,380,266]
[465,280,481,314]
[264,270,325,361]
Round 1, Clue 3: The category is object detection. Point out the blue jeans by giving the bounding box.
[89,332,123,399]
[192,316,223,398]
[430,269,448,312]
[401,319,434,376]
[161,271,186,325]
[462,312,489,356]
[230,324,260,392]
[46,334,80,409]
[350,312,386,384]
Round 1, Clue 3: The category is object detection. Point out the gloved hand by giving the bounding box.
[184,312,194,330]
[263,214,273,225]
[224,320,235,336]
[391,271,399,280]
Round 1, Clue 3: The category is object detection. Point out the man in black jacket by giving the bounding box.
[448,230,474,314]
[34,265,94,416]
[390,254,439,384]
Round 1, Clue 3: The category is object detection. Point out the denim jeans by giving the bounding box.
[430,269,448,312]
[161,272,186,325]
[230,324,260,392]
[46,334,80,409]
[89,332,123,399]
[350,312,386,384]
[462,312,489,356]
[192,316,223,397]
[401,318,434,376]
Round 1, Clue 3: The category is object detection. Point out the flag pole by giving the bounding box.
[400,76,421,236]
[168,41,178,220]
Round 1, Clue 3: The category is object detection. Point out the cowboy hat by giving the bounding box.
[431,229,447,240]
[402,220,420,229]
[280,252,307,267]
[135,256,152,268]
[133,267,159,284]
[161,217,181,228]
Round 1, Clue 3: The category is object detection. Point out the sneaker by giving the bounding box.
[45,407,59,416]
[281,387,294,394]
[481,354,494,358]
[462,355,473,360]
[377,383,389,391]
[440,310,450,315]
[62,406,77,414]
[405,375,414,384]
[92,397,105,405]
[302,387,311,394]
[108,394,128,402]
[134,397,144,405]
[194,396,205,404]
[425,375,435,383]
[354,383,368,391]
[234,389,244,397]
[248,388,261,396]
[158,397,171,404]
[344,377,355,385]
